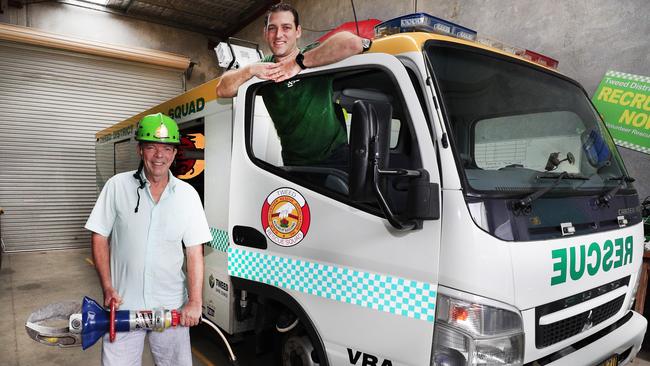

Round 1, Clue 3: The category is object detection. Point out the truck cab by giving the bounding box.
[225,29,646,365]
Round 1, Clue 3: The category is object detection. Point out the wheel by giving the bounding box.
[281,334,319,366]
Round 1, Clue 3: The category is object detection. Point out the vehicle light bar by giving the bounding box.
[522,49,559,69]
[374,12,559,70]
[374,12,477,41]
[477,35,525,56]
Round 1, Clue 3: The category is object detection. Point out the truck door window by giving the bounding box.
[248,68,421,214]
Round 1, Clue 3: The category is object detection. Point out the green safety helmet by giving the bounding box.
[135,113,180,144]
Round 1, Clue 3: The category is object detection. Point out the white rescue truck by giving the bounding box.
[95,15,646,366]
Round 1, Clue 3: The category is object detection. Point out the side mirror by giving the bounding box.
[407,170,440,221]
[349,100,439,230]
[349,100,391,202]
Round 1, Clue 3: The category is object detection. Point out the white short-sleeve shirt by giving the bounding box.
[85,170,212,310]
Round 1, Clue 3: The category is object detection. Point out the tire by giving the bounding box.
[281,334,320,366]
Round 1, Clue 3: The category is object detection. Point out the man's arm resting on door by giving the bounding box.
[216,62,277,98]
[301,31,364,68]
[270,31,365,83]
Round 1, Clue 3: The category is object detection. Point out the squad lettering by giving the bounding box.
[167,97,205,119]
[551,236,633,286]
[347,348,392,366]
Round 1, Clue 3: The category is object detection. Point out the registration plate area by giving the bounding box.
[597,354,618,366]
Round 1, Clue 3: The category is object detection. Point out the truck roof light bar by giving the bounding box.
[374,12,559,70]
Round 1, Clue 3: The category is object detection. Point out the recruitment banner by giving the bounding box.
[592,70,650,154]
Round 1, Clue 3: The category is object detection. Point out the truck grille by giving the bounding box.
[536,295,625,348]
[535,277,629,349]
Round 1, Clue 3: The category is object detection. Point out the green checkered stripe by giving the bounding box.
[227,247,437,322]
[606,70,650,83]
[614,139,650,154]
[209,228,229,252]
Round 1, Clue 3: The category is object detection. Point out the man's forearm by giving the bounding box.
[216,65,254,98]
[185,245,204,304]
[91,233,112,290]
[303,31,364,68]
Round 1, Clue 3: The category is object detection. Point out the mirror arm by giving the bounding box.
[372,161,418,231]
[377,168,422,177]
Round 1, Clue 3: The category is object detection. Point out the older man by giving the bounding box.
[85,113,211,366]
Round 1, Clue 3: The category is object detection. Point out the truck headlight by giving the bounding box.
[431,294,524,366]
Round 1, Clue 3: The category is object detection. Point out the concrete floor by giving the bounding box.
[0,249,273,366]
[1,249,650,366]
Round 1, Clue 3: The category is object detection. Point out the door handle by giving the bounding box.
[232,225,267,250]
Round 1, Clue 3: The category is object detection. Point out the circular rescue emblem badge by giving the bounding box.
[261,188,311,247]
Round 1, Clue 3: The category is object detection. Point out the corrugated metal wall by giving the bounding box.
[0,40,184,251]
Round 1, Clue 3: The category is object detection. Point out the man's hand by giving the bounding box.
[268,48,302,83]
[180,299,202,327]
[217,62,277,98]
[249,62,277,81]
[103,287,123,309]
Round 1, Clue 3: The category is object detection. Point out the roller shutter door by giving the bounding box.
[0,40,184,251]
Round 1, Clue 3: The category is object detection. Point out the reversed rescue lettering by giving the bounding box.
[550,236,633,286]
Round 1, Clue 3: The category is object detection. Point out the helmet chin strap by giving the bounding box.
[133,161,146,213]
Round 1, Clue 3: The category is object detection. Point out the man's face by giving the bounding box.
[138,142,177,181]
[264,10,301,58]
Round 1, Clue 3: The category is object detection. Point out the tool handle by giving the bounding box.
[109,299,116,342]
[171,309,180,327]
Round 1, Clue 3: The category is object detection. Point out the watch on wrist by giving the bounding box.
[295,52,307,69]
[361,38,372,52]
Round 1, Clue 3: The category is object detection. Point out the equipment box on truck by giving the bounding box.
[95,14,647,366]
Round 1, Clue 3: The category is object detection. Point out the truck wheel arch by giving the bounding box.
[231,276,330,366]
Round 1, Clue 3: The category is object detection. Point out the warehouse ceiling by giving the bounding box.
[16,0,279,39]
[105,0,278,38]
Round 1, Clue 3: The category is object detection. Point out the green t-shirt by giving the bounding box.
[260,47,347,166]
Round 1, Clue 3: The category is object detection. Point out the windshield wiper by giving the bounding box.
[511,172,589,214]
[595,174,635,207]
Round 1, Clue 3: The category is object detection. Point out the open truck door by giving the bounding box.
[227,53,443,365]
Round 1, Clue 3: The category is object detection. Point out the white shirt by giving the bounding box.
[85,170,211,310]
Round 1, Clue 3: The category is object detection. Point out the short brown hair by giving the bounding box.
[265,3,300,28]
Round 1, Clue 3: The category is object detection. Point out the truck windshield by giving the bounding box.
[426,42,630,195]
